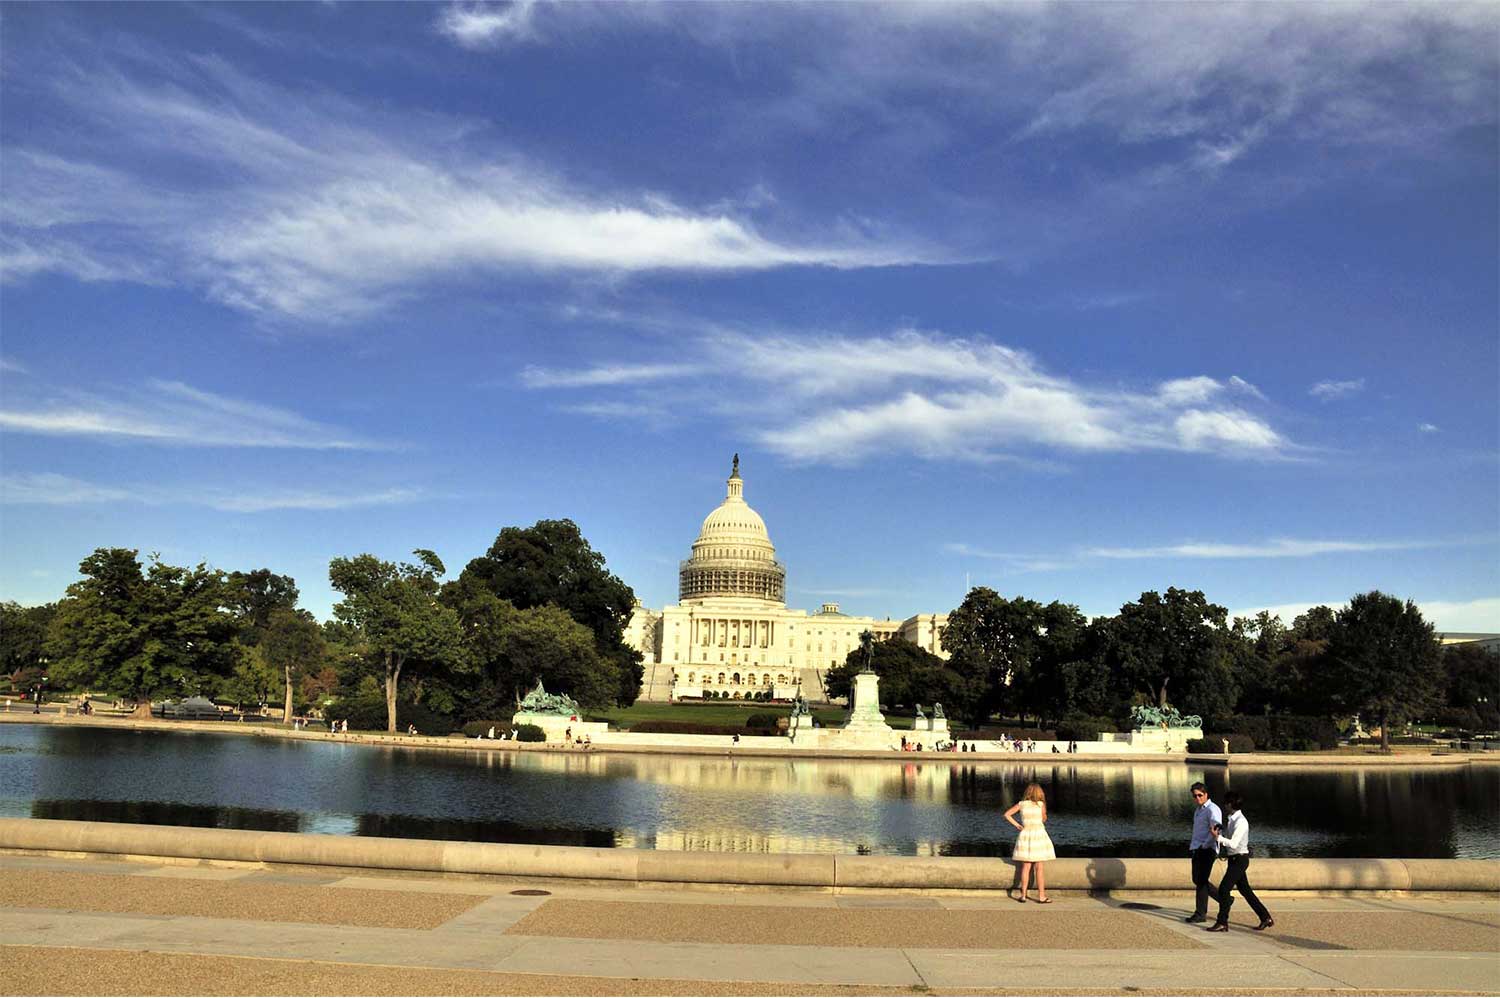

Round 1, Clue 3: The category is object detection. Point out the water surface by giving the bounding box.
[1,725,1493,857]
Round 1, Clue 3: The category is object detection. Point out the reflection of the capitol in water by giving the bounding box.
[485,751,1215,856]
[10,725,1492,858]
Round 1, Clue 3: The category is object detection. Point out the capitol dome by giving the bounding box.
[679,456,786,606]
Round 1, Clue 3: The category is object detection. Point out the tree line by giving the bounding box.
[824,586,1498,751]
[1,519,643,733]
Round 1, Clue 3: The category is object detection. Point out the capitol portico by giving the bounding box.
[626,457,948,703]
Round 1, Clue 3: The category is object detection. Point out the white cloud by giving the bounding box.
[0,472,425,513]
[1418,422,1441,433]
[0,379,384,449]
[1231,597,1500,634]
[520,363,699,389]
[0,54,939,320]
[437,2,539,48]
[1157,376,1223,406]
[0,357,28,375]
[527,326,1291,465]
[0,473,135,505]
[1086,537,1465,560]
[1309,378,1367,400]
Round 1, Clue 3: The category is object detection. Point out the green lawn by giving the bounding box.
[590,701,919,731]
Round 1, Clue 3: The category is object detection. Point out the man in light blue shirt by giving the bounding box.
[1185,781,1221,922]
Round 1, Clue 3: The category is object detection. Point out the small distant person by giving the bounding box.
[565,727,572,743]
[1221,737,1231,754]
[1004,782,1055,903]
[407,723,417,736]
[487,725,496,740]
[900,736,908,750]
[341,719,348,734]
[1185,782,1222,923]
[1050,744,1060,753]
[583,734,592,750]
[732,732,740,744]
[1207,791,1274,932]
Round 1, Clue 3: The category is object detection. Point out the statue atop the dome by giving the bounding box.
[731,453,740,477]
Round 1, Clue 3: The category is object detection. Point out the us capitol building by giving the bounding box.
[625,457,948,703]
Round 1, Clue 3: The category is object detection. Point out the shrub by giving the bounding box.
[952,727,1057,741]
[515,723,546,742]
[1056,715,1115,742]
[1196,733,1256,753]
[461,720,514,739]
[629,720,766,736]
[744,713,781,731]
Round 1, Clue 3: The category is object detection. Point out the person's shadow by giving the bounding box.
[1085,857,1128,895]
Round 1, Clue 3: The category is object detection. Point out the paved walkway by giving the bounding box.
[2,853,1496,995]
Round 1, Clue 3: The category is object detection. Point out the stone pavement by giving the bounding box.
[1,853,1496,996]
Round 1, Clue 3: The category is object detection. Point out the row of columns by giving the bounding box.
[694,617,775,649]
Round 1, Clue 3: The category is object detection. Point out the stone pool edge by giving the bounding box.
[2,817,1496,893]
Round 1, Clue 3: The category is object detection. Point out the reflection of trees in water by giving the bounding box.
[31,798,300,832]
[353,813,617,847]
[1226,767,1500,858]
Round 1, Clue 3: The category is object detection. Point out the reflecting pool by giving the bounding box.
[1,725,1494,857]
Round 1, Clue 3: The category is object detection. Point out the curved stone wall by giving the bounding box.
[2,818,1495,892]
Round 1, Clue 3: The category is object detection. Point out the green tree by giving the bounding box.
[223,646,279,714]
[2,601,55,692]
[1320,591,1444,750]
[446,580,620,713]
[328,549,466,732]
[1103,588,1238,720]
[45,549,244,714]
[1019,601,1090,726]
[826,634,954,710]
[458,519,642,706]
[1443,642,1500,729]
[941,588,1047,729]
[260,608,326,725]
[226,569,300,645]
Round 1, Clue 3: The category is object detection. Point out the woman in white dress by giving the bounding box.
[1004,782,1056,903]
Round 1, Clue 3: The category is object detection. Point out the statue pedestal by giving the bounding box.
[511,712,608,742]
[836,672,898,749]
[1122,727,1202,751]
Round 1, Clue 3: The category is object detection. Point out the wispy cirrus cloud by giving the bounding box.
[528,325,1290,465]
[1083,537,1456,560]
[0,48,940,321]
[1309,378,1367,401]
[520,363,700,389]
[0,472,426,513]
[0,379,385,449]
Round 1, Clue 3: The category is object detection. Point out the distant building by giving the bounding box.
[626,457,948,703]
[1438,632,1500,654]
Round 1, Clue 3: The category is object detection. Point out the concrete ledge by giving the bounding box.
[3,818,1496,893]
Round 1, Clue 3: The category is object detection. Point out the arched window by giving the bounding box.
[777,674,787,685]
[687,672,696,683]
[732,672,741,684]
[718,672,726,684]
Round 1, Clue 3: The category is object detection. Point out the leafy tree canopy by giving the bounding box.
[457,519,642,705]
[2,600,55,687]
[1103,587,1238,719]
[225,569,300,645]
[44,548,245,708]
[1321,590,1443,749]
[329,549,466,732]
[826,633,955,710]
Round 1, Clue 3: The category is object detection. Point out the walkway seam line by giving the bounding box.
[900,947,930,990]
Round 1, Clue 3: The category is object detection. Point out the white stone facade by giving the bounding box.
[630,458,948,703]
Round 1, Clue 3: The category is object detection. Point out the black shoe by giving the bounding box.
[1254,917,1275,931]
[1184,914,1207,923]
[1207,922,1229,932]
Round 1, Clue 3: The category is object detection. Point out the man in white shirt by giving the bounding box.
[1185,782,1222,923]
[1207,791,1275,932]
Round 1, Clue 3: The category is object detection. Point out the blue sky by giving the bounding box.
[2,2,1497,631]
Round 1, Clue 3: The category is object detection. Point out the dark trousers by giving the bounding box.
[1191,848,1220,916]
[1215,854,1270,924]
